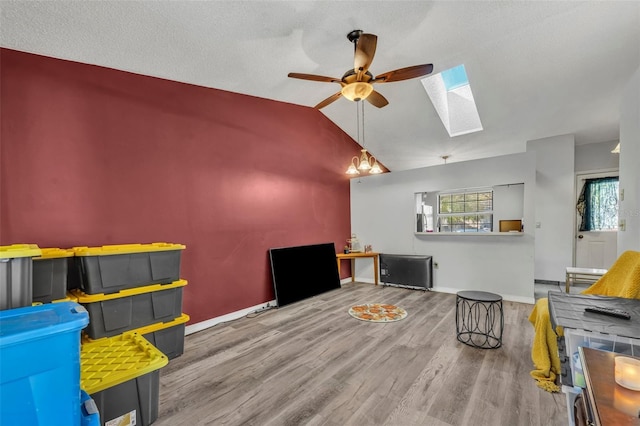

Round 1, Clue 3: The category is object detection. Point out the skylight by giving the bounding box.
[421,65,483,137]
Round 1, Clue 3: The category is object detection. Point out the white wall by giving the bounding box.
[350,152,536,303]
[575,140,620,173]
[493,183,524,230]
[618,66,640,253]
[526,134,575,282]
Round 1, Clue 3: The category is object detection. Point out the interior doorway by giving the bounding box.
[574,170,619,269]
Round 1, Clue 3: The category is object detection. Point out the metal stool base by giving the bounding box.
[456,291,504,349]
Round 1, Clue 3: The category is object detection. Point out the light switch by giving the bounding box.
[619,219,626,231]
[535,222,541,229]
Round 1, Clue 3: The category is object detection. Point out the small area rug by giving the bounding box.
[348,303,407,323]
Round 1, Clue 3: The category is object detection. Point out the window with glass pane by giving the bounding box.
[576,177,618,231]
[438,190,493,232]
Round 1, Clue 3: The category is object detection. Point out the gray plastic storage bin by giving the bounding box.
[91,371,161,426]
[139,314,189,360]
[143,324,186,360]
[32,248,74,303]
[1,244,41,310]
[548,292,640,387]
[81,333,168,426]
[83,313,189,360]
[71,243,185,294]
[72,279,187,339]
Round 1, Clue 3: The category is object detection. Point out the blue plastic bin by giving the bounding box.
[0,302,89,426]
[80,390,100,426]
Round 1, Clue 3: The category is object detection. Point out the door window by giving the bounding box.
[576,177,619,231]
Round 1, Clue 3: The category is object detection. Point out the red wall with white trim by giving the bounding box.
[0,48,358,323]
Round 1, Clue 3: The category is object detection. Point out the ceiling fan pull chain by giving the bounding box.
[356,101,361,145]
[362,101,365,148]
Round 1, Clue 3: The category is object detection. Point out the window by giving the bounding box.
[576,177,619,231]
[438,189,493,232]
[421,64,483,137]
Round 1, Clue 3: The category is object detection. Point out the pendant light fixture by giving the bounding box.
[611,142,620,154]
[346,101,383,175]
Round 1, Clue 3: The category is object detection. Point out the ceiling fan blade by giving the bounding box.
[354,33,377,79]
[366,90,389,108]
[314,92,343,109]
[288,73,342,84]
[374,64,434,83]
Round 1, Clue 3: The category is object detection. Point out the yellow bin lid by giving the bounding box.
[131,313,190,335]
[81,333,168,395]
[82,313,190,345]
[73,242,186,256]
[34,248,74,259]
[0,244,41,259]
[70,279,187,303]
[31,296,74,307]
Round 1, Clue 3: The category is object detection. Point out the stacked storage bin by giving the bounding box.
[0,302,100,426]
[0,244,42,310]
[70,243,188,358]
[81,333,168,426]
[69,243,187,426]
[32,247,75,304]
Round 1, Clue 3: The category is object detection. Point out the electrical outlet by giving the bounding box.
[434,262,439,269]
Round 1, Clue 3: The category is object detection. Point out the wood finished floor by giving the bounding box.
[155,283,566,426]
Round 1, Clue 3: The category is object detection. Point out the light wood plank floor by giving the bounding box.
[155,283,566,426]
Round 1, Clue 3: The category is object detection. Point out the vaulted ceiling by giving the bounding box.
[2,1,639,171]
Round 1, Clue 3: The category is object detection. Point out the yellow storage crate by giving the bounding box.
[82,333,168,426]
[70,242,186,294]
[71,279,187,339]
[73,243,186,256]
[1,244,41,310]
[84,313,190,360]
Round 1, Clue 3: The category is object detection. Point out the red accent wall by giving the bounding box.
[0,48,358,324]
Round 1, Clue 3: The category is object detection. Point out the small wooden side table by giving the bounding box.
[579,347,640,426]
[336,252,379,285]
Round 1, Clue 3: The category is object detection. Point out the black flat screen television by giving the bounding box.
[269,242,341,307]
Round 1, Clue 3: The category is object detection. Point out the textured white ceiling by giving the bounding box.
[2,1,639,171]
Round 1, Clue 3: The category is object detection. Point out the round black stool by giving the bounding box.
[456,290,503,349]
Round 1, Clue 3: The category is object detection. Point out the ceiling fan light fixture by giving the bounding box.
[369,158,383,174]
[357,149,372,171]
[341,82,374,102]
[346,158,360,175]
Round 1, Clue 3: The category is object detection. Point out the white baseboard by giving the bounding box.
[503,295,536,304]
[185,300,276,336]
[341,277,376,285]
[432,286,465,295]
[433,286,535,304]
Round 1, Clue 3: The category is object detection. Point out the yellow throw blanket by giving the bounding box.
[529,250,640,392]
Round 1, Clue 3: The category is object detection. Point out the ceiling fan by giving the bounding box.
[288,30,434,109]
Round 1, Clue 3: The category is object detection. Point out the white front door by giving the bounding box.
[575,230,617,269]
[574,171,618,269]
